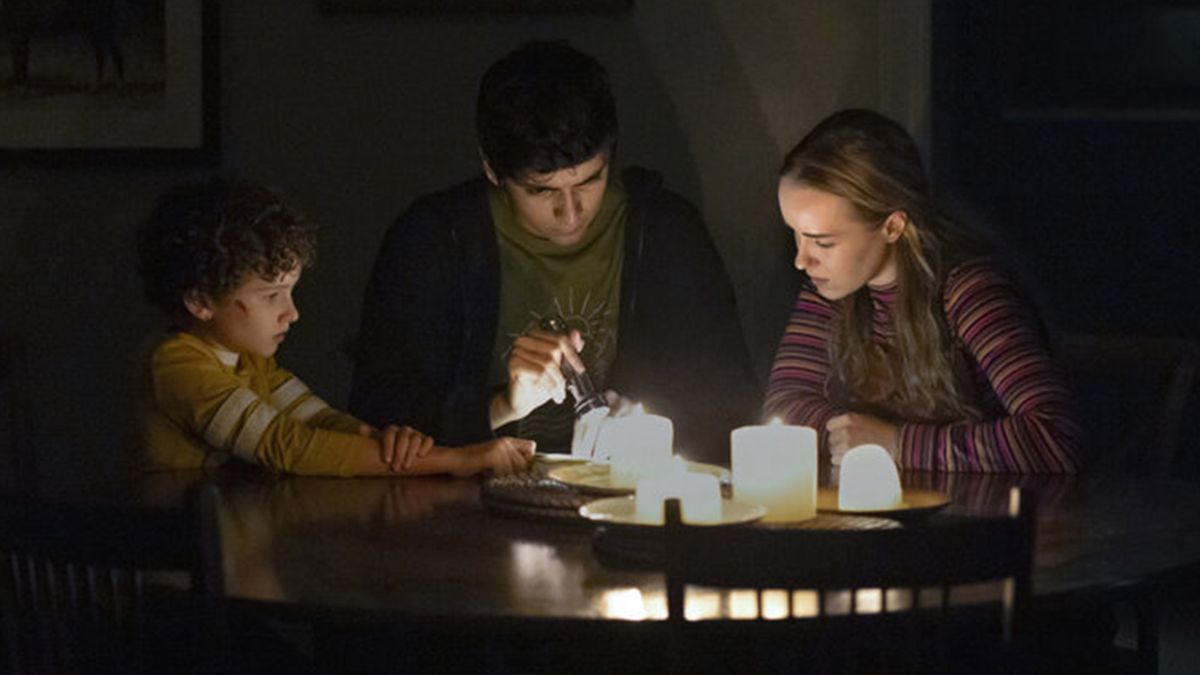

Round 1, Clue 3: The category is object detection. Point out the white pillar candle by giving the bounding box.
[838,444,903,511]
[598,406,674,488]
[635,459,722,524]
[731,419,818,522]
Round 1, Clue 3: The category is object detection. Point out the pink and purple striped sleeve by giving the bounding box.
[898,262,1083,473]
[764,285,840,434]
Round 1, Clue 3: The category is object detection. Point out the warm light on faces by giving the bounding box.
[777,179,902,301]
[186,268,302,358]
[490,153,610,246]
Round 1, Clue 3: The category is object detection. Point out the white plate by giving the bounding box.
[816,487,950,518]
[535,452,590,464]
[547,461,730,495]
[579,496,766,527]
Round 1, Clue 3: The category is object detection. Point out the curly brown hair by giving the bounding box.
[136,179,316,319]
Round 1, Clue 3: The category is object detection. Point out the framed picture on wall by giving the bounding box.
[0,0,218,162]
[320,0,633,12]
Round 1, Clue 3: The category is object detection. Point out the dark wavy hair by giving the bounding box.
[476,40,618,182]
[780,109,984,423]
[136,179,316,319]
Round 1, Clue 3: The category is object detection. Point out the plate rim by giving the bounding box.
[547,460,730,495]
[534,452,590,464]
[816,487,950,516]
[579,495,766,527]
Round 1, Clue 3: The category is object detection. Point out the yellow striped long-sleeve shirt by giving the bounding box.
[141,332,374,476]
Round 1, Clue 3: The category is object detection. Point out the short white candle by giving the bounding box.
[570,406,611,459]
[731,419,817,522]
[598,405,674,488]
[635,459,721,524]
[838,444,903,511]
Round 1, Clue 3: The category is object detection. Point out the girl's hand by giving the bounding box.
[825,413,900,466]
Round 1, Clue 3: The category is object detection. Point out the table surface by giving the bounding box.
[42,463,1200,624]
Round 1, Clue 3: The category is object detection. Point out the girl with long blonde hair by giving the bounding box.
[765,109,1080,472]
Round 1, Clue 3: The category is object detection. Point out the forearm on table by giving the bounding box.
[257,425,475,478]
[764,317,837,429]
[489,391,521,430]
[898,409,1082,473]
[307,407,366,435]
[929,262,1084,472]
[393,446,486,477]
[763,385,838,426]
[332,442,485,478]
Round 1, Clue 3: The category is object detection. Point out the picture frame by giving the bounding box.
[0,0,218,163]
[319,0,633,13]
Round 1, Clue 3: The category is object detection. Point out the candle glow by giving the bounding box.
[598,405,674,488]
[837,444,903,511]
[731,418,818,522]
[634,457,721,524]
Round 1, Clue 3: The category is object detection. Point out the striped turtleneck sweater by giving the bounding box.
[764,259,1082,473]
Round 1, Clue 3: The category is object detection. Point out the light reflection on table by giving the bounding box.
[601,586,945,623]
[48,465,1200,624]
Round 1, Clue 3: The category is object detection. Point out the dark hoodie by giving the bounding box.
[349,167,758,464]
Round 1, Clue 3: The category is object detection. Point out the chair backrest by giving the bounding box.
[664,488,1036,674]
[0,333,36,493]
[1055,332,1199,476]
[0,483,227,674]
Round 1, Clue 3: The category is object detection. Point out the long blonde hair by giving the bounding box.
[780,109,980,422]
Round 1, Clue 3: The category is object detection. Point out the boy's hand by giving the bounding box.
[459,437,536,477]
[603,389,637,417]
[379,425,435,472]
[504,329,586,419]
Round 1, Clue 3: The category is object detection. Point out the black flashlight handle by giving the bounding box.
[538,316,609,417]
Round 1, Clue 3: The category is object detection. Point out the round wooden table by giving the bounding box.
[87,464,1200,624]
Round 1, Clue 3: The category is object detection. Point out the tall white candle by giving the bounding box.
[838,444,903,511]
[598,406,674,488]
[731,419,817,522]
[635,459,721,524]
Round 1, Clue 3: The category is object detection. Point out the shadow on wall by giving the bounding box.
[625,0,882,388]
[1,0,884,482]
[0,169,203,486]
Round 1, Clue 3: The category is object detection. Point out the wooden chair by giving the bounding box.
[0,333,36,493]
[1055,332,1199,477]
[0,484,229,674]
[663,489,1036,675]
[1054,333,1199,675]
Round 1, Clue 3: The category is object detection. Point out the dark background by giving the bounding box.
[932,0,1200,476]
[1,1,1196,483]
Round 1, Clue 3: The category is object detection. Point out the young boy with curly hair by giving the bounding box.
[136,179,534,476]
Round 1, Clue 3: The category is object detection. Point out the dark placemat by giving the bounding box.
[481,460,595,522]
[592,514,901,569]
[755,514,901,531]
[481,497,594,525]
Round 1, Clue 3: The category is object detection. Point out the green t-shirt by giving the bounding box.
[488,181,627,450]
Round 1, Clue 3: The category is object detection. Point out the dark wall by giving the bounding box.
[1,1,886,483]
[932,1,1200,337]
[931,1,1200,472]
